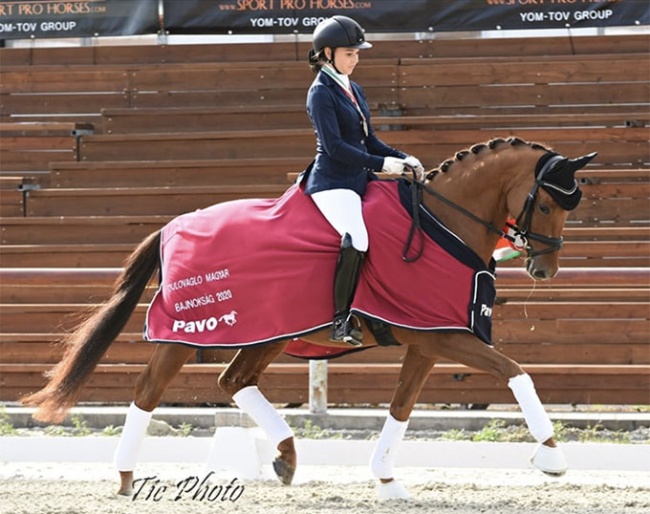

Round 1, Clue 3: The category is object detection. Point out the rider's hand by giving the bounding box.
[382,157,407,174]
[404,155,425,175]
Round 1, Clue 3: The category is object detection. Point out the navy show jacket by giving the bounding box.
[303,70,406,196]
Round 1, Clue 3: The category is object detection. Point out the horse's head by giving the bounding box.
[509,148,597,280]
[421,137,596,279]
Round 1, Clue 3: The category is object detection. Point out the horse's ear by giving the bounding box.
[540,153,595,211]
[568,152,598,172]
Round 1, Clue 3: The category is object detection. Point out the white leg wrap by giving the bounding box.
[232,385,294,447]
[370,414,409,480]
[508,373,554,443]
[114,402,153,471]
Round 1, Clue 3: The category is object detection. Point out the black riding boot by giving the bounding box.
[330,233,365,347]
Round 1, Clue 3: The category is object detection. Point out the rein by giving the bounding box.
[401,155,565,262]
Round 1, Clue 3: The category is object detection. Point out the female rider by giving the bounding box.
[304,15,424,346]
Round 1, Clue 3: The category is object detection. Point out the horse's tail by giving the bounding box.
[21,230,162,423]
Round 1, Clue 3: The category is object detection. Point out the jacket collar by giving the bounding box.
[317,70,360,106]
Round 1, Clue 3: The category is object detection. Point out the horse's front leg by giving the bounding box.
[217,341,296,485]
[116,343,194,495]
[423,332,567,476]
[371,344,437,500]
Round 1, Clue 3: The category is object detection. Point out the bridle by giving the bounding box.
[402,153,566,262]
[511,153,568,257]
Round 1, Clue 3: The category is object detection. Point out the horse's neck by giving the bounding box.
[425,154,511,265]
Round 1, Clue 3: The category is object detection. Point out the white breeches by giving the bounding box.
[311,189,369,252]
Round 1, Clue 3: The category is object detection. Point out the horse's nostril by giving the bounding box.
[532,269,549,280]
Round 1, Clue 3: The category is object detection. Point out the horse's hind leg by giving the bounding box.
[218,342,296,485]
[371,344,437,500]
[425,332,567,476]
[115,343,194,495]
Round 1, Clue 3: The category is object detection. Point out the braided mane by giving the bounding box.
[425,137,551,180]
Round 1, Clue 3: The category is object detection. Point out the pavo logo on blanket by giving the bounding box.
[172,311,238,333]
[219,310,238,326]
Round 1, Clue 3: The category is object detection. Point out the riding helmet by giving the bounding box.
[312,15,372,54]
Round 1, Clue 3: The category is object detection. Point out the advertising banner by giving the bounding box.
[0,0,159,40]
[162,0,649,35]
[1,1,646,39]
[433,0,649,32]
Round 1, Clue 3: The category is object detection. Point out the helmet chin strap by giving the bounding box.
[331,60,343,74]
[325,48,343,74]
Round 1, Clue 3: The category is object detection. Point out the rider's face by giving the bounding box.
[326,47,359,76]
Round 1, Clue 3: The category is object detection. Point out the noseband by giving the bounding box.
[402,153,565,262]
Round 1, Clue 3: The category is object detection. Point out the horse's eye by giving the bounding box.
[538,203,551,215]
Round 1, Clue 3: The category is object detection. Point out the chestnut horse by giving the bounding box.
[21,137,596,500]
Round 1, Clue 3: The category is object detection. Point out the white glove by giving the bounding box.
[404,155,424,174]
[382,156,407,175]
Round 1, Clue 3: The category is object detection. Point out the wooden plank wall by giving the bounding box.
[0,34,648,408]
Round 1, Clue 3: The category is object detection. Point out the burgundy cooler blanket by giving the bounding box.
[144,179,496,359]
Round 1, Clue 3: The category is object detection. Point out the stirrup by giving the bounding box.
[330,313,363,347]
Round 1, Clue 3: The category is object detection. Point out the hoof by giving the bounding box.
[376,479,411,501]
[531,444,568,477]
[117,471,133,496]
[273,457,296,486]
